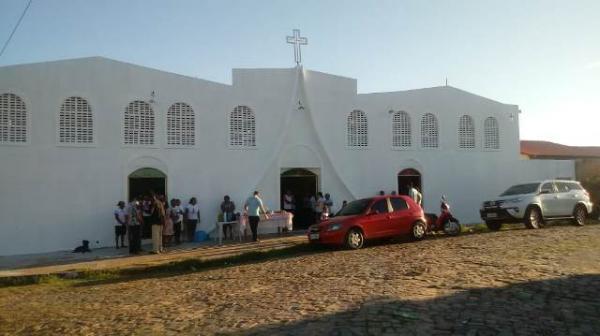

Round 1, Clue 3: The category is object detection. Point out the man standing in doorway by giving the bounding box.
[127,197,143,254]
[408,183,423,207]
[185,197,201,242]
[244,191,269,242]
[114,201,128,249]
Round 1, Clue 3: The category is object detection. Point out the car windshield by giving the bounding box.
[336,198,372,216]
[500,183,540,196]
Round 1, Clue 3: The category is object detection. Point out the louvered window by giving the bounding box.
[484,117,500,149]
[0,93,27,143]
[458,115,475,149]
[229,105,255,147]
[392,111,411,148]
[59,97,93,144]
[167,102,195,146]
[123,101,154,145]
[421,113,438,148]
[347,110,368,147]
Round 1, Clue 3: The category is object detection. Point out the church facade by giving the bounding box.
[0,57,573,255]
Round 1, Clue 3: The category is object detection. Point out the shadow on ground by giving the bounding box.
[225,274,600,336]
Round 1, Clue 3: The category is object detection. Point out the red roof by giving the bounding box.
[521,140,600,158]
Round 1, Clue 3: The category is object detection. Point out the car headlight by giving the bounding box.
[327,223,342,231]
[504,198,523,204]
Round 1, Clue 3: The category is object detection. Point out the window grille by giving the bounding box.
[0,93,27,143]
[347,110,368,147]
[458,115,475,149]
[59,97,93,144]
[421,113,438,148]
[167,102,195,146]
[123,101,154,145]
[392,111,411,147]
[229,105,256,147]
[484,117,500,149]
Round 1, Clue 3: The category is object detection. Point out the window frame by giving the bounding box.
[420,113,439,149]
[0,91,30,146]
[346,109,369,149]
[483,116,500,151]
[391,110,412,150]
[56,95,97,147]
[165,102,196,148]
[458,114,476,149]
[122,100,157,148]
[228,105,257,149]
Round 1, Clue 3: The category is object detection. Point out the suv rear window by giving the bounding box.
[556,181,583,192]
[390,198,409,211]
[501,183,540,196]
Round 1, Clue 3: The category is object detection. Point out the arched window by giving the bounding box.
[229,105,255,147]
[421,113,438,148]
[458,115,475,149]
[167,102,195,146]
[0,93,27,143]
[123,100,154,145]
[347,110,368,147]
[59,97,93,144]
[392,111,411,148]
[484,117,500,149]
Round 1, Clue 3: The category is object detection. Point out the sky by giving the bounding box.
[1,0,599,146]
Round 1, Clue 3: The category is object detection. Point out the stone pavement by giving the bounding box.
[0,234,306,279]
[1,224,600,335]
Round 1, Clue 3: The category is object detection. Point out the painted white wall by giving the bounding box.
[0,57,574,256]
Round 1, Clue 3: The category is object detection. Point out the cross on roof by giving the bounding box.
[286,29,308,65]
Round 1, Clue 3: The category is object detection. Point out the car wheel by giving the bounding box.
[486,220,502,231]
[411,221,427,241]
[572,205,587,226]
[443,219,461,236]
[345,228,364,249]
[525,206,542,229]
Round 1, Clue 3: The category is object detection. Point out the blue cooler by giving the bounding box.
[194,230,208,242]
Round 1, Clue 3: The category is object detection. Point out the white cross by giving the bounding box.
[286,29,308,65]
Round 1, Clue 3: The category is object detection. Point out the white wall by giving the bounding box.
[0,57,575,255]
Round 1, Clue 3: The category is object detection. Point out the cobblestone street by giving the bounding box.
[1,224,600,335]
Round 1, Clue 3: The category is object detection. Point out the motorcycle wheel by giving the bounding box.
[443,219,461,236]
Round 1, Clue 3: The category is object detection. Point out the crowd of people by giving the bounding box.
[113,186,423,255]
[113,194,201,254]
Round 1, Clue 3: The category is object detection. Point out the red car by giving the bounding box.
[307,195,427,249]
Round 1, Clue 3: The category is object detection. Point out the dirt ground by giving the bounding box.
[1,224,600,335]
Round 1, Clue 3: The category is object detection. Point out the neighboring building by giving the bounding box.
[521,140,600,211]
[0,57,573,255]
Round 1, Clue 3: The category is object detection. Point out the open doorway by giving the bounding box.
[397,168,422,196]
[128,168,167,238]
[280,168,318,230]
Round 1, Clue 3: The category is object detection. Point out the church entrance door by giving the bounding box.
[128,168,167,239]
[397,168,422,197]
[280,168,318,230]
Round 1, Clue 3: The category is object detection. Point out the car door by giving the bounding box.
[539,182,560,217]
[388,197,413,235]
[555,182,577,216]
[361,198,392,238]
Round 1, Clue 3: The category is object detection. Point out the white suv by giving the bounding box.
[480,180,593,230]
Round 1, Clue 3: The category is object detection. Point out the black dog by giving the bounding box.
[72,240,91,253]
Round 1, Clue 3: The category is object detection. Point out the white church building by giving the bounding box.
[0,56,573,256]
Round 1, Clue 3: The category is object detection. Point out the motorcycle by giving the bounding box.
[425,196,461,236]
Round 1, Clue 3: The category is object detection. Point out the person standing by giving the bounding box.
[220,195,236,240]
[162,200,174,249]
[114,201,128,249]
[171,199,183,245]
[314,192,325,223]
[185,197,201,242]
[408,183,423,207]
[127,198,143,254]
[151,194,166,253]
[141,195,154,238]
[244,191,269,242]
[324,193,334,216]
[283,190,295,215]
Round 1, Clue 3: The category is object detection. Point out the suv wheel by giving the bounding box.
[345,228,364,249]
[572,205,587,226]
[525,206,542,229]
[486,221,502,231]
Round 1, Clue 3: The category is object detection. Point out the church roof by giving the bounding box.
[521,140,600,158]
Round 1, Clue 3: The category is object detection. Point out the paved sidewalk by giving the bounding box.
[0,234,306,279]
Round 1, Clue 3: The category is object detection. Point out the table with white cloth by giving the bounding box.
[216,212,293,244]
